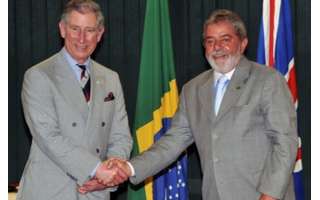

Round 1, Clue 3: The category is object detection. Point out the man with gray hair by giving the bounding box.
[107,9,298,200]
[17,0,132,199]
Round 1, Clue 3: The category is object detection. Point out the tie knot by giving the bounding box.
[77,64,86,71]
[77,64,89,80]
[217,75,229,86]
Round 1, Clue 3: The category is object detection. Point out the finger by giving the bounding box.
[112,171,128,185]
[105,181,115,187]
[116,166,130,179]
[82,184,94,190]
[104,158,118,168]
[96,167,117,185]
[108,158,125,165]
[101,177,113,185]
[78,187,87,194]
[82,180,96,187]
[115,161,132,177]
[83,182,106,192]
[105,161,114,169]
[97,178,104,184]
[101,173,119,186]
[111,175,122,185]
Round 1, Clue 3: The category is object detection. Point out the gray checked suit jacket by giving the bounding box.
[17,50,132,200]
[130,56,298,200]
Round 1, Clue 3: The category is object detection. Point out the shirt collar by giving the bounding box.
[214,67,236,84]
[62,47,91,72]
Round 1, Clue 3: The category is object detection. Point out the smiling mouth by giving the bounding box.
[75,45,87,51]
[211,50,228,58]
[213,54,228,60]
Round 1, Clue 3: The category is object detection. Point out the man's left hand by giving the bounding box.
[259,193,278,200]
[78,178,107,194]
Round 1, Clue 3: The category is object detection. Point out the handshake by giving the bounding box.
[78,158,133,194]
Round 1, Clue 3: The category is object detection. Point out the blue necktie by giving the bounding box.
[214,75,229,115]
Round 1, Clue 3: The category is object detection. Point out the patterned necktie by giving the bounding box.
[214,75,229,115]
[77,64,91,102]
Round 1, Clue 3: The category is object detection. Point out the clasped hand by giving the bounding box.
[78,158,132,194]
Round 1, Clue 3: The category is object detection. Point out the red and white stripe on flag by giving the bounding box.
[257,0,304,199]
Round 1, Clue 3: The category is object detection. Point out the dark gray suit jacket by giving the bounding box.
[17,50,132,200]
[130,56,298,200]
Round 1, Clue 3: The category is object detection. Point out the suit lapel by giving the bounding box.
[216,57,251,121]
[52,51,89,122]
[198,70,217,122]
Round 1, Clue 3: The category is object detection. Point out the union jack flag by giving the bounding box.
[257,0,304,199]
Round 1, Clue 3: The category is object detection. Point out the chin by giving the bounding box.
[75,52,90,58]
[214,60,226,67]
[215,66,229,73]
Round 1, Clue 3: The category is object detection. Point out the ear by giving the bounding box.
[59,21,66,39]
[96,27,105,42]
[240,38,248,54]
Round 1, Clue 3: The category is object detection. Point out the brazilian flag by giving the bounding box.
[127,0,188,200]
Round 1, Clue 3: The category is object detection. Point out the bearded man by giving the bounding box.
[102,9,299,200]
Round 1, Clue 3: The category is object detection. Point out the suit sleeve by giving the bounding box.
[105,74,133,160]
[21,69,100,185]
[257,70,299,199]
[130,86,194,184]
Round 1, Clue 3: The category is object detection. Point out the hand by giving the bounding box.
[95,158,131,186]
[78,178,107,194]
[95,161,117,186]
[259,194,277,200]
[107,158,132,177]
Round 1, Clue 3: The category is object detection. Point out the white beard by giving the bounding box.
[206,48,241,74]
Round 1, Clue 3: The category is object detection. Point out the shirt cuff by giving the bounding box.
[90,161,101,178]
[126,161,135,176]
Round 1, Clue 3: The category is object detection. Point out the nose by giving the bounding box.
[213,41,223,51]
[78,30,85,43]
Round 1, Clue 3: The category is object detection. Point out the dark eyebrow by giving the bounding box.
[219,34,232,38]
[204,34,233,40]
[204,36,215,40]
[68,23,79,27]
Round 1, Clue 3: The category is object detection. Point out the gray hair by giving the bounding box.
[61,0,104,28]
[203,9,247,40]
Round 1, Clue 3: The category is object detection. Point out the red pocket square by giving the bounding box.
[104,92,115,102]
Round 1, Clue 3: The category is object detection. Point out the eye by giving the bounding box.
[70,26,79,32]
[86,28,96,33]
[204,38,215,47]
[221,37,231,43]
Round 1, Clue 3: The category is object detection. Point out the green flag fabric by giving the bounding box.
[127,0,188,200]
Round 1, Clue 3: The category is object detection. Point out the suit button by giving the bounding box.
[72,122,77,127]
[96,148,100,153]
[101,122,105,127]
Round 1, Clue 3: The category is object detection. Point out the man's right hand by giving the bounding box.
[107,158,133,177]
[95,158,132,186]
